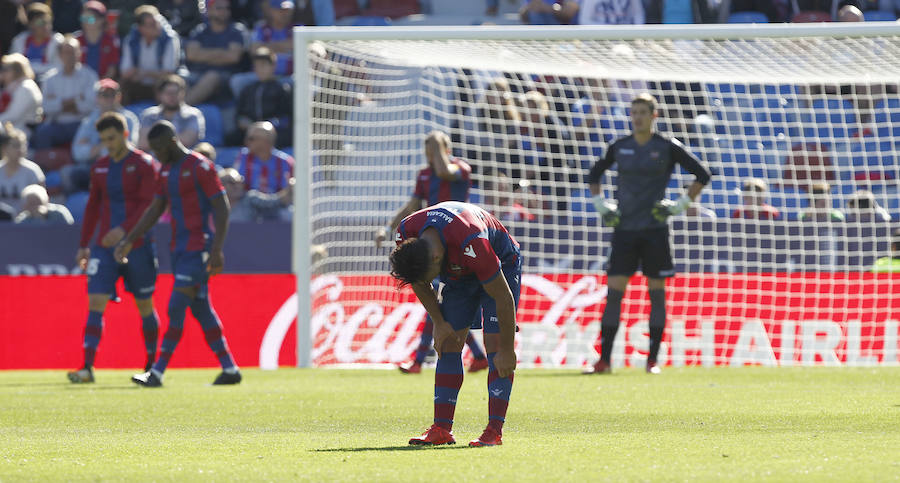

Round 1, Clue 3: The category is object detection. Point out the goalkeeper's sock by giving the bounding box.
[140,310,159,361]
[152,291,191,374]
[82,310,104,369]
[190,296,237,370]
[433,352,463,430]
[486,352,514,435]
[465,333,486,360]
[648,288,667,363]
[415,316,435,363]
[600,288,625,363]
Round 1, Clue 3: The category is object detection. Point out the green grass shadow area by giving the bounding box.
[1,367,899,482]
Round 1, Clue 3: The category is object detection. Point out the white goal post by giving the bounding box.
[292,24,900,369]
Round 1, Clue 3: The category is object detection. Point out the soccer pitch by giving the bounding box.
[1,367,898,481]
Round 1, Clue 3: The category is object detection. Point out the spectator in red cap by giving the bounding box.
[74,1,121,80]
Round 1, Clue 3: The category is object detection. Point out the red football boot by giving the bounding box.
[398,360,422,374]
[469,426,502,447]
[582,360,612,375]
[408,424,456,446]
[467,357,489,373]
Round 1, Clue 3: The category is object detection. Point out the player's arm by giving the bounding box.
[115,197,167,263]
[482,273,517,377]
[375,196,423,248]
[428,136,461,182]
[76,170,102,269]
[587,144,619,226]
[208,194,230,275]
[409,280,459,358]
[652,142,712,221]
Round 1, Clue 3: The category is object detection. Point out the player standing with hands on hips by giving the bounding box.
[115,120,241,387]
[390,201,521,447]
[584,93,711,375]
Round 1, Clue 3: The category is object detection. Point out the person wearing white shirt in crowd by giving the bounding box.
[0,54,43,139]
[32,36,98,151]
[14,184,74,225]
[0,124,45,212]
[10,3,65,80]
[578,0,645,24]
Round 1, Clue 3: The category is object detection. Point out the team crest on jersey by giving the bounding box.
[650,151,659,159]
[95,167,108,173]
[620,148,635,155]
[182,170,191,177]
[126,165,136,172]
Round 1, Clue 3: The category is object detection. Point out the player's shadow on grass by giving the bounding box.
[314,445,472,453]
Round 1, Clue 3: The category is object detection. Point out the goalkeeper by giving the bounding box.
[584,93,711,375]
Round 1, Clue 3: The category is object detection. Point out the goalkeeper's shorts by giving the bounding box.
[607,226,675,279]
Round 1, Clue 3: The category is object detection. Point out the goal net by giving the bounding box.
[293,24,900,368]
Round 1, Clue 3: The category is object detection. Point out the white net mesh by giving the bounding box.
[302,27,900,368]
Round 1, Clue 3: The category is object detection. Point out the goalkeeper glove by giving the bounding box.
[591,195,620,228]
[652,194,692,222]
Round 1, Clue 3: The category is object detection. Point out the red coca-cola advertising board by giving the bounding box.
[1,273,898,369]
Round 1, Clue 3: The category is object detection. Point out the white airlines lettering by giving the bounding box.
[426,210,454,223]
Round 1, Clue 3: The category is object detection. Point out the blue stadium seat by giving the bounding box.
[197,104,224,146]
[66,191,90,223]
[728,11,769,22]
[863,10,896,21]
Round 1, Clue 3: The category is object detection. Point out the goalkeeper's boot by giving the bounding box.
[469,425,502,447]
[398,360,422,374]
[212,370,242,385]
[409,424,455,446]
[132,371,162,387]
[67,367,94,384]
[467,357,489,373]
[582,360,612,375]
[646,361,661,375]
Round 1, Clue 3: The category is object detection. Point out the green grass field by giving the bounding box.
[1,367,898,482]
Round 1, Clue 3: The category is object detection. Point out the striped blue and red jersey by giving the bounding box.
[233,147,294,194]
[397,201,519,283]
[156,152,225,252]
[79,148,159,249]
[412,158,471,205]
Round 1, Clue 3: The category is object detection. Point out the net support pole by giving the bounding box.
[293,27,313,368]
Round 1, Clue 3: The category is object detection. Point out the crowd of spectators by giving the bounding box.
[0,0,321,224]
[0,0,898,228]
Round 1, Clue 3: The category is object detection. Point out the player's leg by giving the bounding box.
[399,315,433,374]
[134,297,158,372]
[134,251,198,386]
[69,247,117,383]
[586,229,639,374]
[188,286,241,385]
[470,260,521,447]
[122,242,159,373]
[409,280,480,446]
[641,227,675,374]
[464,319,489,373]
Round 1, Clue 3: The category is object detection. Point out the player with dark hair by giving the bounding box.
[584,93,711,375]
[390,201,521,447]
[376,130,489,374]
[68,112,160,383]
[115,120,241,386]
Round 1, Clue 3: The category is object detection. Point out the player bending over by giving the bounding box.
[68,112,160,383]
[390,201,521,447]
[115,120,241,387]
[376,130,488,374]
[584,93,711,375]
